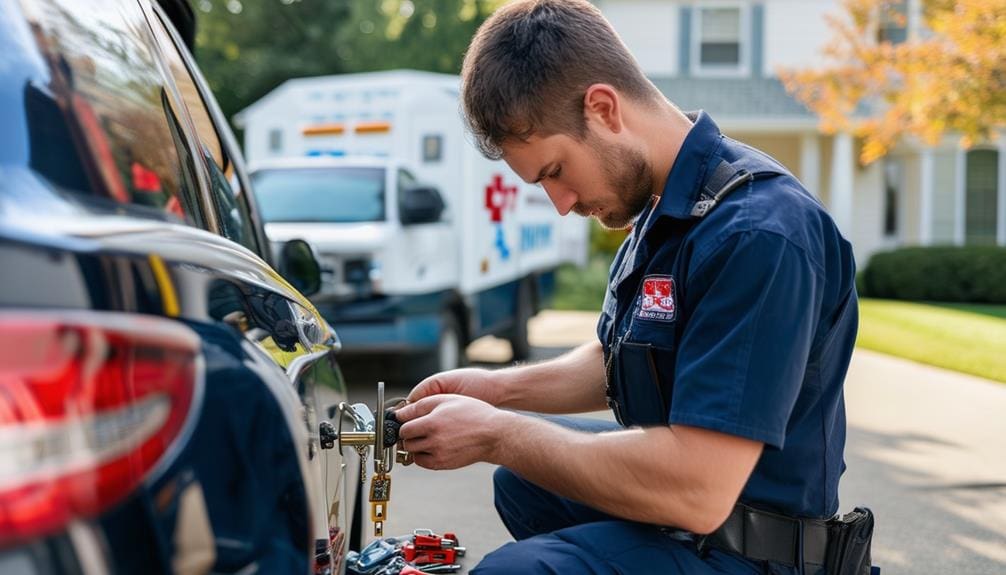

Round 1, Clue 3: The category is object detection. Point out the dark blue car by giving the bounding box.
[0,0,361,572]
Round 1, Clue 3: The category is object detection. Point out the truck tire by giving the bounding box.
[435,313,465,373]
[408,313,466,382]
[508,280,533,362]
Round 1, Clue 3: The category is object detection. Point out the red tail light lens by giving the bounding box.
[0,312,201,545]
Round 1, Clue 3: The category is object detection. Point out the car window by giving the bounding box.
[10,0,204,226]
[146,9,260,253]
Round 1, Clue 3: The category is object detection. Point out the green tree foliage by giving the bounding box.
[781,0,1006,164]
[194,0,351,125]
[589,220,628,257]
[193,0,502,125]
[341,0,499,74]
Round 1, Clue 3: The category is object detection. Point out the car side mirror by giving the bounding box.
[278,239,322,297]
[399,185,445,225]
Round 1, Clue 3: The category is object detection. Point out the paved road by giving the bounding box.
[345,311,1006,574]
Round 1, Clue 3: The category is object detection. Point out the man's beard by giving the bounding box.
[574,137,654,230]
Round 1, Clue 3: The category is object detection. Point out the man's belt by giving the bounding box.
[698,502,830,571]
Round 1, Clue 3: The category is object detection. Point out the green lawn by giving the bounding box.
[857,299,1006,383]
[930,302,1006,320]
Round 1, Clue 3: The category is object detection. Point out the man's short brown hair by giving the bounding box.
[461,0,662,160]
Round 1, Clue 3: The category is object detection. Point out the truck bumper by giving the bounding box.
[314,293,447,355]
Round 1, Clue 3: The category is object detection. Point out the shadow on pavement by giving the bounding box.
[842,426,1006,574]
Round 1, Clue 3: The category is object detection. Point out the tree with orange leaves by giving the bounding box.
[780,0,1006,164]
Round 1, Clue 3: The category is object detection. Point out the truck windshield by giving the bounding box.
[252,167,385,223]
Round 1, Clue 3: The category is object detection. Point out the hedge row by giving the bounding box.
[858,246,1006,303]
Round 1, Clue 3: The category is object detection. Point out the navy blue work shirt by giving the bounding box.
[597,111,858,520]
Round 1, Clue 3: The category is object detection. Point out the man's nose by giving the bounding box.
[541,182,578,216]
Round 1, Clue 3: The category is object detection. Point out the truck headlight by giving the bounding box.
[344,259,382,294]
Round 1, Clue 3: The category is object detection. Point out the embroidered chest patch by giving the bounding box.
[638,275,676,322]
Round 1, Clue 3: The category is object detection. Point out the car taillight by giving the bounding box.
[0,312,201,545]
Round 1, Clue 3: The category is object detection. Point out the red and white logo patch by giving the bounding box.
[638,275,676,322]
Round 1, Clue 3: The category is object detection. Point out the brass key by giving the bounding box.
[369,471,391,537]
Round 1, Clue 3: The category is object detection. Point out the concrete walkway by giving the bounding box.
[347,311,1006,574]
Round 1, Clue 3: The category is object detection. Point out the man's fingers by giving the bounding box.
[407,374,449,403]
[397,394,461,440]
[406,381,433,403]
[412,453,436,469]
[399,415,434,441]
[412,453,453,471]
[395,394,451,423]
[400,436,435,454]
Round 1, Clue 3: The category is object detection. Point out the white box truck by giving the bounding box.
[236,70,588,379]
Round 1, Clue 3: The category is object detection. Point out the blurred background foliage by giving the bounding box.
[781,0,1006,164]
[553,221,628,311]
[193,0,501,128]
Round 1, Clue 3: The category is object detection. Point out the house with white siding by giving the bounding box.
[597,0,1006,265]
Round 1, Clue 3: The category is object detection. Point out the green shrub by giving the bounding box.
[589,220,628,257]
[860,246,1006,303]
[552,257,613,311]
[551,221,627,311]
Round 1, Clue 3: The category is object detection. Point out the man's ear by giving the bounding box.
[583,84,623,135]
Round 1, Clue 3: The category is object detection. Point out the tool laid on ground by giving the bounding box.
[345,530,464,575]
[319,382,413,538]
[402,529,466,565]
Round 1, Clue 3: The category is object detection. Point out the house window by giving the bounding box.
[877,0,908,44]
[882,158,902,238]
[965,149,999,245]
[694,5,747,75]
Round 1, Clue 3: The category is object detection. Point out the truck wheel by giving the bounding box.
[408,313,466,382]
[435,313,464,373]
[508,280,533,362]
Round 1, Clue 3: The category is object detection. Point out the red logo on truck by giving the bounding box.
[485,174,518,261]
[485,174,517,223]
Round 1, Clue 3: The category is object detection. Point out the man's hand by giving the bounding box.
[407,368,503,405]
[394,394,513,470]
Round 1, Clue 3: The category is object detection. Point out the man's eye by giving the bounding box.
[549,166,562,179]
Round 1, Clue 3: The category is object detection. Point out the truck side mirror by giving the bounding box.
[399,185,445,225]
[278,239,322,297]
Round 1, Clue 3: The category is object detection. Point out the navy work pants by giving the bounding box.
[471,416,800,575]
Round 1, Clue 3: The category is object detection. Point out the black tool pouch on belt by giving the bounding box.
[824,507,875,575]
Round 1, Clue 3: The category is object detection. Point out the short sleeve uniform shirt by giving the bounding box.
[597,111,858,519]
